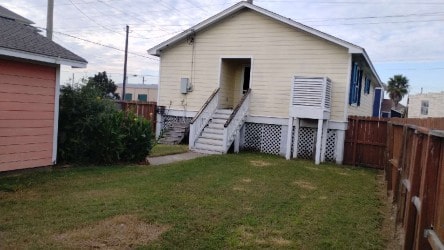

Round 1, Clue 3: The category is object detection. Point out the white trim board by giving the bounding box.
[52,65,61,164]
[0,48,87,68]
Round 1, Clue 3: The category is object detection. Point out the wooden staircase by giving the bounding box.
[193,109,232,154]
[158,121,189,145]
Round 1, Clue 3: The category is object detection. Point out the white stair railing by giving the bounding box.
[189,88,220,149]
[223,89,251,152]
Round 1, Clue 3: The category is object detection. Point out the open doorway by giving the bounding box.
[219,58,251,109]
[242,66,250,95]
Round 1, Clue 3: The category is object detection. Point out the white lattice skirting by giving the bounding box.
[241,122,337,162]
[242,123,282,155]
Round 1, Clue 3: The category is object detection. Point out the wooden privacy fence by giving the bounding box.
[345,116,444,249]
[386,119,444,250]
[117,101,157,132]
[344,116,389,169]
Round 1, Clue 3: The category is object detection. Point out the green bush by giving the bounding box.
[57,85,152,164]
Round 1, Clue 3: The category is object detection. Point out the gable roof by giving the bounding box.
[0,6,87,68]
[381,99,405,114]
[0,5,33,24]
[148,1,382,86]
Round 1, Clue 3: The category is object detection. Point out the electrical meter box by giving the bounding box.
[180,78,189,94]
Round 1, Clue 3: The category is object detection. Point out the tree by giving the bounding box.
[387,74,409,107]
[86,71,120,99]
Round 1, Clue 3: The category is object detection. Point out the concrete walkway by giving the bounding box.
[147,152,206,166]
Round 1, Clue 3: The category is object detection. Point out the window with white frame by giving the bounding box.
[421,100,429,115]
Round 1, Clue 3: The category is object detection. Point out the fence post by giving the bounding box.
[414,135,442,250]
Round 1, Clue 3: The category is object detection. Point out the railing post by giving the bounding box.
[189,123,195,150]
[223,128,228,153]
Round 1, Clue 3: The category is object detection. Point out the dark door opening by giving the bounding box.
[243,66,250,94]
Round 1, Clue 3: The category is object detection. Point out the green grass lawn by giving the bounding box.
[149,144,189,157]
[0,153,386,249]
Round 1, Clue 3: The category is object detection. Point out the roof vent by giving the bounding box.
[246,0,253,4]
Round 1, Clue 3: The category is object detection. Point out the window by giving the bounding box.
[349,62,363,106]
[124,93,133,101]
[364,76,371,95]
[421,100,429,115]
[138,94,147,102]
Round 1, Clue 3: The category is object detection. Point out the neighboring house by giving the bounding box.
[408,91,444,118]
[148,1,383,164]
[116,83,158,102]
[0,6,87,172]
[381,99,406,118]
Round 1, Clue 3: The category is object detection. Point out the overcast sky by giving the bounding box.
[2,0,444,99]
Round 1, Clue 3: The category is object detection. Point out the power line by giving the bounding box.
[38,27,159,61]
[66,0,123,35]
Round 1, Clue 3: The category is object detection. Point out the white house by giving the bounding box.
[408,92,444,118]
[148,1,383,164]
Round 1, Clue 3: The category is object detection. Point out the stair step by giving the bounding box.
[201,132,224,140]
[215,109,233,115]
[192,148,223,155]
[194,142,223,152]
[196,137,223,146]
[213,114,230,120]
[208,123,224,129]
[203,127,223,135]
[211,118,227,124]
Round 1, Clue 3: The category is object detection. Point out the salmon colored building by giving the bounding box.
[0,6,87,171]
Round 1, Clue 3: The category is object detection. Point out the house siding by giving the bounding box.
[0,59,56,171]
[347,82,376,117]
[408,92,444,118]
[116,85,158,102]
[158,9,350,121]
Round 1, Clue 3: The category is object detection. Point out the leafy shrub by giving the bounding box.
[58,85,151,164]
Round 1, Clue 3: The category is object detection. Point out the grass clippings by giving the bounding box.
[54,215,169,249]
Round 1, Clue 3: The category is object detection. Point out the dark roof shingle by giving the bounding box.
[0,5,33,24]
[0,6,87,64]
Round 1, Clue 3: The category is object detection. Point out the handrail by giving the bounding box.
[190,88,219,124]
[223,89,251,152]
[189,88,220,149]
[224,88,251,127]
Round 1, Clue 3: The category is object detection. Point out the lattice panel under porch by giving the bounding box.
[297,127,317,159]
[243,123,282,155]
[325,129,336,162]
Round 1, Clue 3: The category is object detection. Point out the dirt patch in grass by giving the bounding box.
[236,226,292,247]
[54,215,169,249]
[250,160,271,167]
[376,174,403,250]
[241,178,252,183]
[304,166,323,171]
[270,236,292,246]
[293,180,317,190]
[233,186,247,192]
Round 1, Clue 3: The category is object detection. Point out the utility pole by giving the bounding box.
[122,25,129,100]
[46,0,54,40]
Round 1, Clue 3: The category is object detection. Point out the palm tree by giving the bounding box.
[387,74,409,107]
